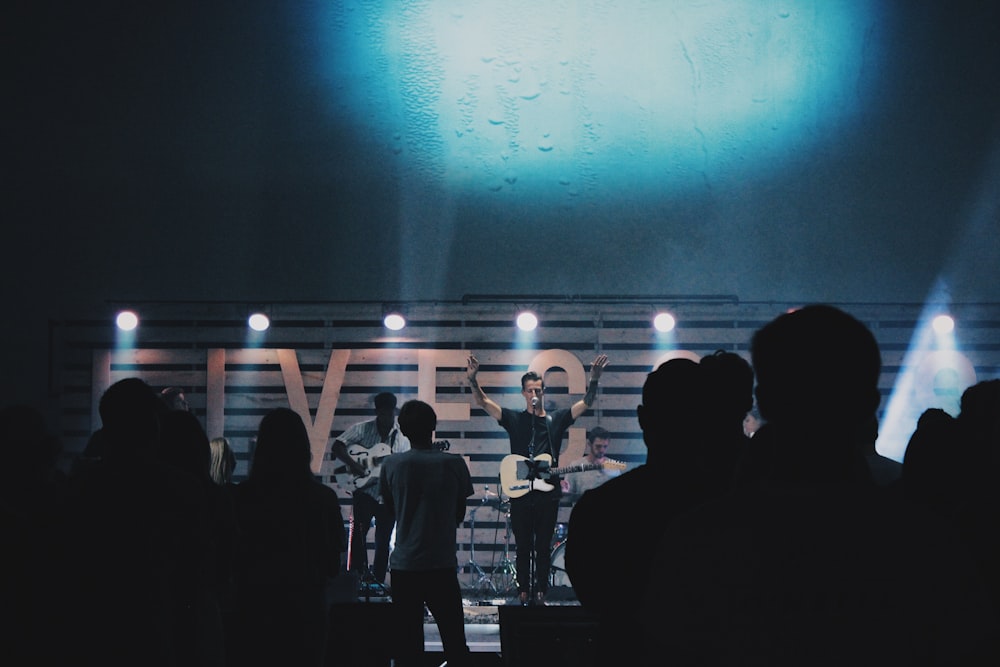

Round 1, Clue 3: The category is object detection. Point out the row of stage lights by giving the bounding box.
[114,311,272,332]
[381,309,682,333]
[113,309,957,336]
[114,309,681,333]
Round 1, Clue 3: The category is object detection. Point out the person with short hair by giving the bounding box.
[567,356,734,665]
[642,305,1000,665]
[467,352,609,605]
[560,426,622,504]
[379,400,474,667]
[330,391,409,588]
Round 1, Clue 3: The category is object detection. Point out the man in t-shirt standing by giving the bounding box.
[379,400,474,667]
[467,352,608,605]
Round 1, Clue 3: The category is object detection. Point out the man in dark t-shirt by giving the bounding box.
[380,400,474,666]
[467,352,608,604]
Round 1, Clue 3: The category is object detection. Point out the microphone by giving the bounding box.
[531,396,539,409]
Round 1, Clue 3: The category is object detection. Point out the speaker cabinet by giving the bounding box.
[498,605,600,667]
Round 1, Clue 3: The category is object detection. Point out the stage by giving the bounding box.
[330,586,597,666]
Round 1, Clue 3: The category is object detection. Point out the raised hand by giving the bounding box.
[590,354,609,381]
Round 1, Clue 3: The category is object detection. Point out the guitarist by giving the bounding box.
[467,352,609,605]
[559,426,622,505]
[330,392,410,590]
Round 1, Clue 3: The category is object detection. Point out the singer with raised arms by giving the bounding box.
[466,352,609,605]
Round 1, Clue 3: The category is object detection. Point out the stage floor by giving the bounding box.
[333,587,593,667]
[431,586,581,653]
[361,585,582,654]
[423,621,501,654]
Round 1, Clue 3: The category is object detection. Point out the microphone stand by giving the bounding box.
[468,487,500,600]
[525,397,539,606]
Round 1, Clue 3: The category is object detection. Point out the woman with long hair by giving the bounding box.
[231,408,346,667]
[208,437,236,486]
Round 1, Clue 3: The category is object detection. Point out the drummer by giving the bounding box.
[560,427,621,504]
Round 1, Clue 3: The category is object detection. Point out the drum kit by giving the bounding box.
[465,484,515,600]
[465,483,572,602]
[549,522,570,588]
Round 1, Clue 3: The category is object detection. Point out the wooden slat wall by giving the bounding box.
[53,300,1000,573]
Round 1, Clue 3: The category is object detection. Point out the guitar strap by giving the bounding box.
[546,415,556,466]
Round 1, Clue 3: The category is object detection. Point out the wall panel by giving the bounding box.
[53,299,1000,579]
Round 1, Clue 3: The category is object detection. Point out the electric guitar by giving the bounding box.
[499,453,626,498]
[333,440,452,490]
[332,443,392,490]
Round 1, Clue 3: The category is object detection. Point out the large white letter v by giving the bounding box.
[278,349,350,474]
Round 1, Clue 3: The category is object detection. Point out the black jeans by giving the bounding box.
[510,491,560,594]
[350,491,395,582]
[390,568,472,667]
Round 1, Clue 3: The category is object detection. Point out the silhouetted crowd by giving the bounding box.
[2,304,998,666]
[1,380,345,667]
[566,305,1000,666]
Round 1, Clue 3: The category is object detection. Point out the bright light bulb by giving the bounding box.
[932,314,954,335]
[384,313,406,331]
[248,313,270,332]
[653,312,676,332]
[516,311,538,332]
[116,310,139,331]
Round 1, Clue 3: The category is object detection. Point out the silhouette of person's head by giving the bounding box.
[955,378,1000,482]
[398,399,437,447]
[751,305,881,432]
[99,378,162,461]
[248,408,312,484]
[159,410,212,481]
[903,407,962,508]
[637,358,705,465]
[748,305,882,481]
[958,379,1000,446]
[699,350,754,433]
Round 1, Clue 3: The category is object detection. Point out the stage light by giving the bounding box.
[116,310,139,331]
[653,312,676,333]
[384,312,406,331]
[932,314,954,335]
[878,286,974,462]
[248,313,270,332]
[516,311,538,332]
